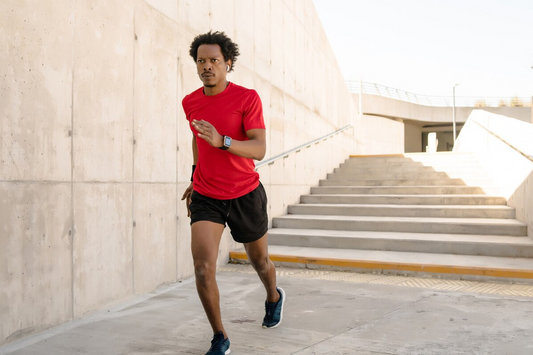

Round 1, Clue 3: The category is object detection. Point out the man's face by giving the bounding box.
[196,44,229,89]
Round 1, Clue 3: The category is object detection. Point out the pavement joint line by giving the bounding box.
[220,264,533,298]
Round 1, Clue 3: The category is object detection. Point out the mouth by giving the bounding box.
[201,73,214,78]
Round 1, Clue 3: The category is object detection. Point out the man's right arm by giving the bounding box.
[181,135,198,217]
[192,135,198,165]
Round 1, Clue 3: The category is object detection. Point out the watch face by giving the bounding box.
[224,136,232,147]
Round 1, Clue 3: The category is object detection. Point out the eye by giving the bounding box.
[213,59,219,63]
[197,59,204,63]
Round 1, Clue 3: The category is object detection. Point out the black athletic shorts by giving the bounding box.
[189,182,269,243]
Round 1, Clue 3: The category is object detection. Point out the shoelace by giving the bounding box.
[265,301,277,317]
[211,334,226,350]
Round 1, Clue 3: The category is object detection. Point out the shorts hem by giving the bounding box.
[190,218,226,227]
[231,227,268,244]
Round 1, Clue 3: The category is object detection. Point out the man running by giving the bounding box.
[181,31,285,355]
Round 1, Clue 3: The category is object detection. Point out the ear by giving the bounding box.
[226,60,232,72]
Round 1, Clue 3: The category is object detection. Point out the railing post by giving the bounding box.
[359,79,363,121]
[453,83,460,145]
[530,96,533,123]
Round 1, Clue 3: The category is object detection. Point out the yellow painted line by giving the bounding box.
[219,264,533,297]
[229,251,533,280]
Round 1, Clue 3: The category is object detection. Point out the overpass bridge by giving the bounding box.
[348,81,532,152]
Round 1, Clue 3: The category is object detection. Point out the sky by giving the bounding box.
[312,0,533,99]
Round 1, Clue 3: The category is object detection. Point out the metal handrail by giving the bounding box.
[346,80,531,108]
[470,120,533,163]
[255,125,353,170]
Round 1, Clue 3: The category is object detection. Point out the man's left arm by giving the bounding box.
[192,119,266,160]
[225,128,266,160]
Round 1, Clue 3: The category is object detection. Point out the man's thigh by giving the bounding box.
[191,221,225,266]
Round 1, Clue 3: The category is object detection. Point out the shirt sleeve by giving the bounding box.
[242,90,265,131]
[182,96,191,122]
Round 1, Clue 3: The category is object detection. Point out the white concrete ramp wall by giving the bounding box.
[361,94,532,124]
[0,0,363,344]
[454,110,533,237]
[354,113,404,154]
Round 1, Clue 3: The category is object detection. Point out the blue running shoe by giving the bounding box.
[205,332,230,355]
[262,287,285,329]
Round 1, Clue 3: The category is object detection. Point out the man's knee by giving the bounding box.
[250,256,271,275]
[194,261,216,282]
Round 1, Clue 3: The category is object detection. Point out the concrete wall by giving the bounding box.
[404,122,423,152]
[0,0,360,344]
[454,110,533,238]
[352,114,404,154]
[346,94,405,155]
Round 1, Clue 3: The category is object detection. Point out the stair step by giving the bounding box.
[230,246,533,282]
[341,161,480,168]
[335,166,483,174]
[272,215,527,236]
[288,204,516,219]
[347,152,475,161]
[301,194,508,205]
[244,152,531,283]
[267,229,533,257]
[345,157,477,164]
[328,171,489,179]
[319,178,493,187]
[310,186,497,195]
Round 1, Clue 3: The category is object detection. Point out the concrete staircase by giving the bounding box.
[231,152,533,282]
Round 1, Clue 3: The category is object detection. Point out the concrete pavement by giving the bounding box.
[1,264,533,355]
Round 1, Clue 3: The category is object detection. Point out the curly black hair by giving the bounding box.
[189,31,240,72]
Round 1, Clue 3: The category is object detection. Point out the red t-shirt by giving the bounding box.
[182,82,265,199]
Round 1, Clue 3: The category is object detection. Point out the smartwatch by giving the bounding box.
[219,135,232,150]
